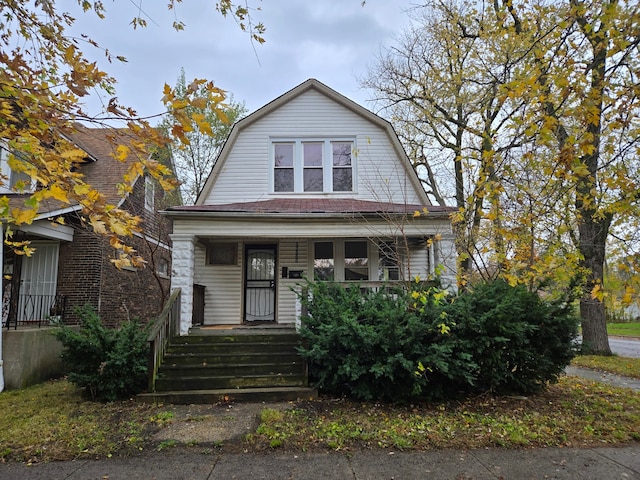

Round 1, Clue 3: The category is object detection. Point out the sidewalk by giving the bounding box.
[1,367,639,479]
[0,445,638,479]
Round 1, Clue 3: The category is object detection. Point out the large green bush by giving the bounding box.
[297,281,474,401]
[53,305,150,401]
[297,279,579,402]
[447,280,580,395]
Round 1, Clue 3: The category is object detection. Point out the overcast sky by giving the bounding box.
[69,1,415,120]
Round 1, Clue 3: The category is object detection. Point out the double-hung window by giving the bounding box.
[272,138,354,193]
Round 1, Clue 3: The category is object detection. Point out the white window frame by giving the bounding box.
[271,138,356,194]
[0,144,36,194]
[310,238,434,283]
[310,239,372,282]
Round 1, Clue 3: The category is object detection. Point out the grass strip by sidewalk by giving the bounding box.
[249,376,640,452]
[1,376,639,463]
[572,355,640,379]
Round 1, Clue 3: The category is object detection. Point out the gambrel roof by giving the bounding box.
[194,78,431,208]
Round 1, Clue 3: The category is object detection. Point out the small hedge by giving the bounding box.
[297,279,579,402]
[53,306,150,401]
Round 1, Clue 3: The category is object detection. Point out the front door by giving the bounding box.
[244,244,277,322]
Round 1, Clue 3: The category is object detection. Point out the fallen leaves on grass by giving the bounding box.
[248,377,640,452]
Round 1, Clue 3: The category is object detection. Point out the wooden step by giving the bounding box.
[162,352,302,366]
[158,361,305,377]
[138,386,318,404]
[144,329,313,403]
[155,372,306,391]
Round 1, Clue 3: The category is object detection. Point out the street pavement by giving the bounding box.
[610,337,640,358]
[0,445,639,479]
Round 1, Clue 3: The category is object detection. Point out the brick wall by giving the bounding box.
[57,174,174,327]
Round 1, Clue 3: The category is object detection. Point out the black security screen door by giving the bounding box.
[244,245,276,322]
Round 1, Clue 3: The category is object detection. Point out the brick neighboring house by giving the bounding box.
[1,124,175,329]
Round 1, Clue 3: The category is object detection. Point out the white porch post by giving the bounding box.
[171,233,196,335]
[436,232,458,293]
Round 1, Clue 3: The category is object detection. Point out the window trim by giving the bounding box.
[270,137,355,194]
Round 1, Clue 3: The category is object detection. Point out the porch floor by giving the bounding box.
[190,324,297,335]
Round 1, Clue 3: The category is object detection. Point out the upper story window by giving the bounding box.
[273,138,354,193]
[0,145,35,194]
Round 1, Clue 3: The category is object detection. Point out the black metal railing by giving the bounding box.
[147,288,181,392]
[3,294,66,330]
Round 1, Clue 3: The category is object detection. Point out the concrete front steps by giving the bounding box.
[138,326,317,404]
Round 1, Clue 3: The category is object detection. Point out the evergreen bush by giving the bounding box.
[297,281,475,401]
[53,305,150,401]
[448,280,580,395]
[297,279,579,402]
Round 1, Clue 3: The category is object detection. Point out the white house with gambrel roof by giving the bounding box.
[163,79,456,335]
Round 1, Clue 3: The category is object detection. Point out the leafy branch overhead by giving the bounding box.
[365,0,640,355]
[0,1,261,267]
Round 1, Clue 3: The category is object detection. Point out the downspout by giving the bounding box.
[0,222,4,392]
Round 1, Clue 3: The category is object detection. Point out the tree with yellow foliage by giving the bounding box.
[0,1,263,266]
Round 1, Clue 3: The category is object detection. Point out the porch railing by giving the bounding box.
[3,294,66,330]
[147,288,181,392]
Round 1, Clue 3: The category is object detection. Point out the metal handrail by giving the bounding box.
[3,294,66,330]
[146,288,181,392]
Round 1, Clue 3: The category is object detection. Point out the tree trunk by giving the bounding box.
[578,213,612,355]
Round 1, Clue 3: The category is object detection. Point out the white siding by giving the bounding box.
[173,217,453,239]
[193,242,243,325]
[204,90,423,206]
[277,240,308,324]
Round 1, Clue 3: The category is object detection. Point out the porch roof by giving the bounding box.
[165,198,454,218]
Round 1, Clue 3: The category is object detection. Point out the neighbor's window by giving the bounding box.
[344,240,368,281]
[313,241,334,280]
[157,258,169,277]
[206,243,237,265]
[144,176,155,211]
[0,145,35,194]
[272,139,354,193]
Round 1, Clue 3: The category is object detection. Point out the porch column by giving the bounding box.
[436,232,458,293]
[170,234,196,335]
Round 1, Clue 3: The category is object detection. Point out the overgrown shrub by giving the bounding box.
[297,279,579,402]
[447,280,580,395]
[297,281,475,401]
[53,305,150,401]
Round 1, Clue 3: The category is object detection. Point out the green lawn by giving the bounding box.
[572,355,640,379]
[608,322,640,337]
[1,377,639,462]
